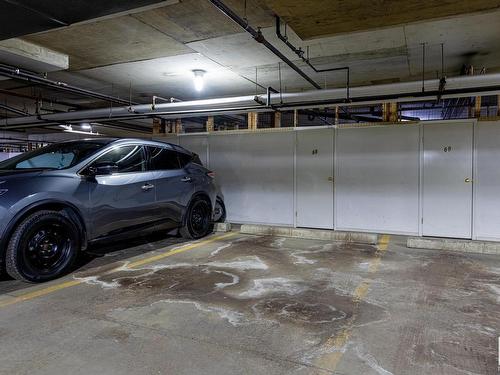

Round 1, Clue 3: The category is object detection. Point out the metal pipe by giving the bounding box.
[207,0,322,90]
[0,63,137,106]
[275,16,350,99]
[0,103,29,116]
[3,73,500,128]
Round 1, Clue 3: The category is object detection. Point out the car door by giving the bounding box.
[86,144,158,239]
[147,146,194,224]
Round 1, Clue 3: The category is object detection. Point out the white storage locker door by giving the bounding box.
[422,122,473,239]
[336,125,420,235]
[296,128,334,229]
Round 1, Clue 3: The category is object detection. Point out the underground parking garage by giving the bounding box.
[0,1,499,374]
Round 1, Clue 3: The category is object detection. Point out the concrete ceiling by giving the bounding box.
[1,0,500,136]
[262,0,500,39]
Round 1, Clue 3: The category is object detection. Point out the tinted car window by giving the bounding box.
[191,153,203,166]
[148,147,180,170]
[177,152,192,168]
[0,142,105,170]
[92,145,146,173]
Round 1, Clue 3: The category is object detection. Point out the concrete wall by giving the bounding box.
[177,120,500,240]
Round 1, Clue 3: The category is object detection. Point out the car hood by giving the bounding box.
[0,169,44,179]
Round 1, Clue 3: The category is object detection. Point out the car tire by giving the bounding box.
[180,197,214,239]
[5,210,80,283]
[213,197,226,223]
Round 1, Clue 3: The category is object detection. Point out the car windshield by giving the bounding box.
[0,141,106,171]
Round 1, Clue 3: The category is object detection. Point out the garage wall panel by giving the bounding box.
[474,121,500,241]
[335,125,420,234]
[209,132,295,226]
[178,134,209,167]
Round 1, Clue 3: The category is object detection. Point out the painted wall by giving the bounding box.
[0,152,21,162]
[207,132,295,226]
[335,125,420,235]
[474,121,500,241]
[176,120,500,240]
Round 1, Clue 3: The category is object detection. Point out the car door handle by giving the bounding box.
[141,183,155,191]
[181,177,192,183]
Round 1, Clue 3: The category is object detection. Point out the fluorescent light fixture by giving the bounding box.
[59,124,99,136]
[192,69,206,92]
[81,122,92,130]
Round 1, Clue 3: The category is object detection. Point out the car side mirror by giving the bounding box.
[88,162,118,176]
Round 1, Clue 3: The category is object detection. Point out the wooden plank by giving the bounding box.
[152,118,161,135]
[206,116,214,132]
[293,110,299,127]
[264,0,500,39]
[248,112,258,130]
[274,112,282,128]
[475,96,482,118]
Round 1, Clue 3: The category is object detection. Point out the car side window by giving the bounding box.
[148,147,181,170]
[92,145,146,173]
[177,152,192,168]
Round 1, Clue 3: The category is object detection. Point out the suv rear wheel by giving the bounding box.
[5,210,80,282]
[180,198,213,239]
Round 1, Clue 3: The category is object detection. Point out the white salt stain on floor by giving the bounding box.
[271,237,287,248]
[239,277,307,298]
[354,344,394,375]
[210,243,233,257]
[214,270,240,289]
[157,299,248,326]
[75,276,120,289]
[205,256,269,270]
[485,283,500,303]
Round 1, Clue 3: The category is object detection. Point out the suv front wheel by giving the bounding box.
[5,210,80,282]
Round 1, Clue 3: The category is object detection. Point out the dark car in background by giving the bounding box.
[0,138,225,282]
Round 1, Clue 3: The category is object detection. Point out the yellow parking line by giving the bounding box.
[0,232,237,309]
[314,234,391,373]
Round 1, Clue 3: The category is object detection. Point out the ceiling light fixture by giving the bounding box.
[192,69,206,92]
[81,122,92,130]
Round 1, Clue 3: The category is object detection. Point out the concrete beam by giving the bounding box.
[0,38,68,73]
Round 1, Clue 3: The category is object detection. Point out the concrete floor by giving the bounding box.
[0,231,499,375]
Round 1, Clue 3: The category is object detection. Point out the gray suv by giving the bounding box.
[0,138,225,282]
